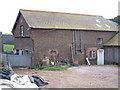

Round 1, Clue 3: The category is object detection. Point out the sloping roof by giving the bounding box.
[104,33,120,46]
[14,9,118,31]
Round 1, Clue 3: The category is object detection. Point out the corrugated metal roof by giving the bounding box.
[20,9,118,31]
[104,33,120,46]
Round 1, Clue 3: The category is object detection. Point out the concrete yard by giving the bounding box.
[13,65,118,88]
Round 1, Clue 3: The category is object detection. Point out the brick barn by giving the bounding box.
[12,9,118,65]
[104,33,120,64]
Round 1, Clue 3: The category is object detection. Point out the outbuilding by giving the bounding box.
[104,33,120,64]
[12,9,118,65]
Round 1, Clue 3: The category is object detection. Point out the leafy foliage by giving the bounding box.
[3,34,14,45]
[110,16,120,24]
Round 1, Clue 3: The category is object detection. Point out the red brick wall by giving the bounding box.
[14,37,33,52]
[31,29,116,65]
[13,14,31,37]
[13,14,33,53]
[31,30,72,64]
[13,14,117,65]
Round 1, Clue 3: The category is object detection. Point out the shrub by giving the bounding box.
[29,64,41,69]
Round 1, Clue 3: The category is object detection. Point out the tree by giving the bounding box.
[2,34,14,45]
[110,16,120,24]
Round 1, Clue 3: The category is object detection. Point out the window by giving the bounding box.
[49,49,58,56]
[16,49,19,55]
[90,50,96,59]
[15,49,24,55]
[25,49,30,55]
[105,24,111,28]
[96,19,101,23]
[96,24,102,28]
[50,50,57,55]
[77,49,82,54]
[19,50,23,55]
[97,38,103,45]
[20,25,24,36]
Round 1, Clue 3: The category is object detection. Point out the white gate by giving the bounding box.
[97,49,104,65]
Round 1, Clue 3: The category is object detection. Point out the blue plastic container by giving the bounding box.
[72,59,79,66]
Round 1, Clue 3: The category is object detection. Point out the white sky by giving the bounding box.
[0,0,119,34]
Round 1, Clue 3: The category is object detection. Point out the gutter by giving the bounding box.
[30,27,118,32]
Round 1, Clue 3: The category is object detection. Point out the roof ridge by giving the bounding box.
[20,9,102,17]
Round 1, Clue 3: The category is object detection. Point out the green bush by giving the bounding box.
[29,64,41,69]
[29,65,37,69]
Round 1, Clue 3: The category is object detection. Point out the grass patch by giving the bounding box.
[29,64,73,71]
[43,65,72,71]
[3,44,14,51]
[29,64,42,69]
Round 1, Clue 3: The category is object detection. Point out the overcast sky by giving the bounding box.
[0,0,119,34]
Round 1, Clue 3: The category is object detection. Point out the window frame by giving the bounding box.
[20,25,24,36]
[97,38,103,45]
[25,49,30,55]
[89,50,96,59]
[49,49,58,56]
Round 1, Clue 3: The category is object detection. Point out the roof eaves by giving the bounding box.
[104,45,120,46]
[30,27,118,32]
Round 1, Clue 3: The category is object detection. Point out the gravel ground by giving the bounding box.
[13,65,118,88]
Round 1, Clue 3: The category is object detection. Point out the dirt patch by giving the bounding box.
[13,65,118,88]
